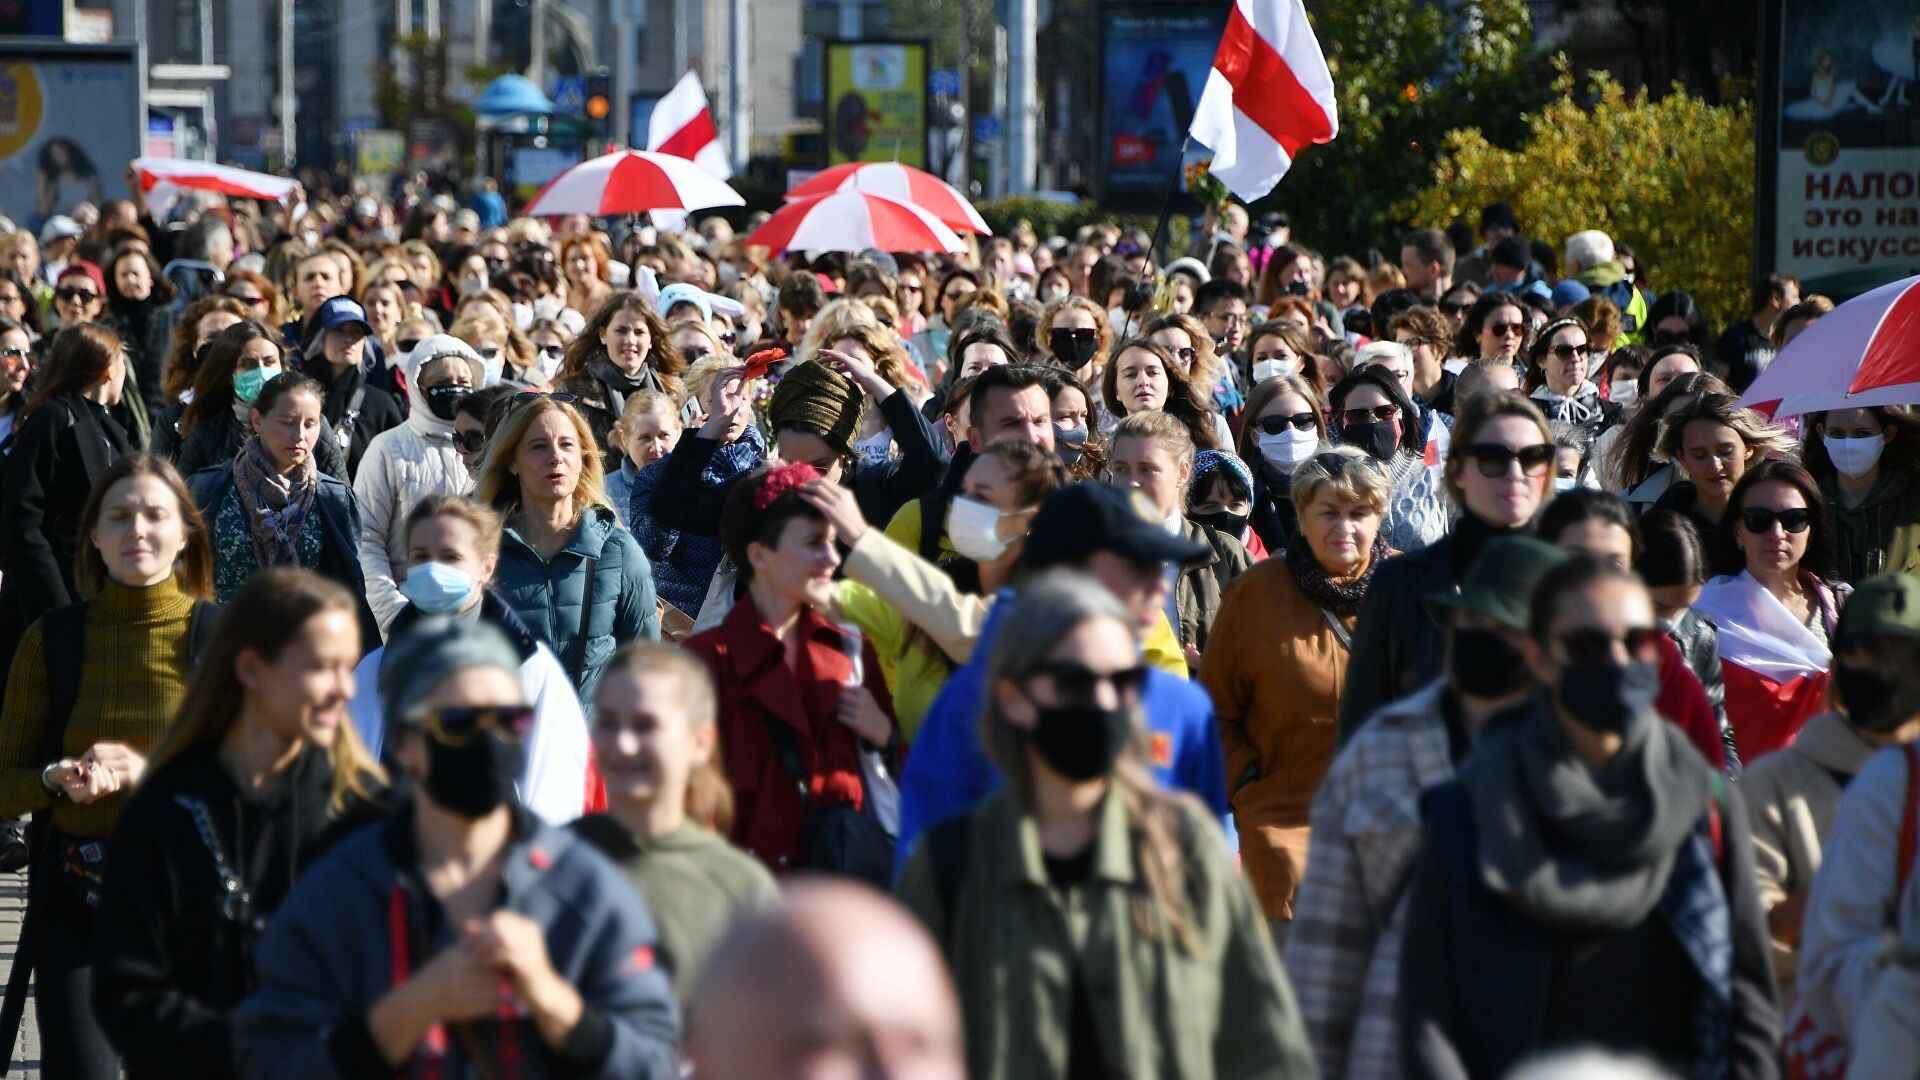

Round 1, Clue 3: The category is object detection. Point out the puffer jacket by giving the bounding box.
[1175,517,1252,655]
[492,505,660,707]
[353,336,486,635]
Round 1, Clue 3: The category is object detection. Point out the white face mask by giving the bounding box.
[1257,427,1319,474]
[1553,476,1579,494]
[1609,381,1639,408]
[1825,433,1887,479]
[948,494,1014,562]
[1252,357,1297,384]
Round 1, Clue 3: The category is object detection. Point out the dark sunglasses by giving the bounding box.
[1739,507,1814,535]
[55,286,99,303]
[454,429,488,453]
[396,337,422,354]
[1054,327,1096,342]
[1555,626,1665,668]
[1457,442,1556,477]
[1027,661,1148,704]
[1170,345,1197,365]
[1440,299,1473,316]
[509,390,579,412]
[1336,403,1399,426]
[1486,321,1527,337]
[681,346,713,363]
[231,292,269,308]
[476,346,501,360]
[719,330,737,345]
[1256,412,1318,435]
[1549,343,1591,361]
[424,704,535,746]
[537,343,565,358]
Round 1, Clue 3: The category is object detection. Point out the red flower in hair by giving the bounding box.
[741,347,785,383]
[753,461,819,510]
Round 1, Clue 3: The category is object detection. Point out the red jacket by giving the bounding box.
[684,598,897,873]
[1657,632,1725,771]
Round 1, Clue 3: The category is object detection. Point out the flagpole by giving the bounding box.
[1123,135,1191,340]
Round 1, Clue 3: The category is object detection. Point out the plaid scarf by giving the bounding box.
[230,433,318,569]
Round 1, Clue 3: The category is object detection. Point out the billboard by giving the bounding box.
[0,41,141,231]
[823,41,928,168]
[1760,0,1920,297]
[1099,2,1228,200]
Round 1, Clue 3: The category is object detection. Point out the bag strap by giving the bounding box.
[569,556,598,686]
[40,603,89,768]
[1319,607,1353,651]
[760,713,811,803]
[1899,743,1919,896]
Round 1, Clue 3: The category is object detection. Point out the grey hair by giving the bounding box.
[978,570,1139,780]
[1353,340,1414,373]
[1564,229,1615,275]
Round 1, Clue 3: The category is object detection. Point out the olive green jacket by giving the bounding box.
[898,787,1317,1080]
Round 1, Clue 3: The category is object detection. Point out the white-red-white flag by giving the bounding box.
[646,71,732,179]
[1188,0,1338,201]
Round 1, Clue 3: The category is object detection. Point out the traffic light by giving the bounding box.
[586,74,612,134]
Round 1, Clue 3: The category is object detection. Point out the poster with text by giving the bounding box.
[824,42,928,168]
[0,43,141,231]
[1099,3,1228,200]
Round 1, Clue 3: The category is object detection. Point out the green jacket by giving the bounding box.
[898,787,1318,1080]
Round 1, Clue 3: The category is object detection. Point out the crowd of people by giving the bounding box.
[0,173,1916,1079]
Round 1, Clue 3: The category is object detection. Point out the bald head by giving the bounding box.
[689,881,963,1080]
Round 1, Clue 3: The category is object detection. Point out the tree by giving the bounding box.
[1399,64,1754,327]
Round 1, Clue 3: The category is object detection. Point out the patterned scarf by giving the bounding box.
[1285,528,1389,617]
[231,433,319,569]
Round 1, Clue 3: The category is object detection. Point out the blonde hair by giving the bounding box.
[474,397,614,521]
[820,318,914,391]
[1111,409,1197,465]
[403,493,504,557]
[610,389,682,447]
[684,355,747,414]
[599,643,736,833]
[448,307,509,350]
[795,297,883,365]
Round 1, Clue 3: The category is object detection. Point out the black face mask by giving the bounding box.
[1835,664,1910,733]
[1338,420,1398,462]
[1449,627,1532,698]
[1053,423,1088,466]
[1556,659,1660,736]
[1188,508,1250,537]
[1027,700,1133,782]
[1049,329,1099,371]
[423,729,525,818]
[423,382,467,422]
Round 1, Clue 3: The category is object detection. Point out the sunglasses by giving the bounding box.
[1555,626,1665,668]
[1549,343,1591,361]
[424,704,535,746]
[1170,345,1197,365]
[538,343,565,359]
[899,282,924,294]
[1,346,28,370]
[396,337,421,354]
[454,429,488,453]
[1336,403,1400,426]
[1440,300,1473,316]
[55,286,99,303]
[1486,321,1527,337]
[681,346,713,363]
[509,390,579,412]
[1739,506,1814,534]
[1256,411,1317,435]
[232,293,268,308]
[719,330,737,346]
[1054,327,1096,342]
[1026,661,1148,705]
[476,346,501,360]
[1457,442,1556,477]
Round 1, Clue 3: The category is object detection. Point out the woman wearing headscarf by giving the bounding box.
[1186,448,1270,560]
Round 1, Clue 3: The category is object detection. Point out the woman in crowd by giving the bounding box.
[1644,343,1706,401]
[157,295,249,409]
[897,570,1316,1080]
[561,233,613,316]
[353,334,486,633]
[1654,392,1798,540]
[604,389,681,531]
[684,462,899,879]
[167,321,347,480]
[1456,292,1530,367]
[93,568,388,1079]
[185,372,379,645]
[477,393,659,703]
[1186,448,1270,560]
[1109,411,1253,657]
[554,292,685,454]
[449,305,534,389]
[0,325,137,664]
[1201,446,1390,935]
[818,318,926,463]
[1327,365,1448,553]
[1102,337,1227,449]
[1037,294,1110,388]
[909,266,986,362]
[0,454,215,1080]
[104,244,177,417]
[1696,459,1849,761]
[1649,289,1715,350]
[359,279,408,358]
[1602,372,1727,505]
[1246,320,1319,390]
[219,269,282,328]
[571,643,779,1009]
[1341,391,1556,734]
[0,266,46,340]
[1398,556,1779,1079]
[1236,373,1327,553]
[1637,509,1735,771]
[1386,306,1457,414]
[527,316,570,383]
[1524,316,1620,444]
[0,317,32,449]
[1145,311,1242,425]
[1802,404,1920,581]
[630,373,767,620]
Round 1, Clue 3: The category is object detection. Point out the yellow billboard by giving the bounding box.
[824,42,928,168]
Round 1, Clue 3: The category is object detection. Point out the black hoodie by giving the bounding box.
[91,741,386,1079]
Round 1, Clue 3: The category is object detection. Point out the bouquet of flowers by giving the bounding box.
[1184,158,1233,215]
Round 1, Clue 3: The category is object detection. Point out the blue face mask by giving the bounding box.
[399,561,478,615]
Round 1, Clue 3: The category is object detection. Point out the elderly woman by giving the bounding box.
[1328,365,1449,553]
[1201,446,1390,936]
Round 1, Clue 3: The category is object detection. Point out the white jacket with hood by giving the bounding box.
[354,335,487,635]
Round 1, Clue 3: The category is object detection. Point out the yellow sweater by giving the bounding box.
[0,577,198,836]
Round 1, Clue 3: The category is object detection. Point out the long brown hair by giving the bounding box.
[147,567,385,812]
[1103,338,1220,450]
[180,320,282,438]
[161,295,251,403]
[28,323,121,412]
[558,291,684,395]
[73,454,214,601]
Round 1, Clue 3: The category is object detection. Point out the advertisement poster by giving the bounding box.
[1099,3,1228,200]
[0,43,141,231]
[1766,0,1920,296]
[823,41,928,168]
[355,129,405,180]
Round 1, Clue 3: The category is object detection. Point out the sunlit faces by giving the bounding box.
[1147,326,1199,378]
[993,614,1140,735]
[1108,434,1190,519]
[748,512,842,611]
[1113,346,1169,415]
[1047,305,1102,371]
[1451,415,1553,527]
[1051,384,1090,433]
[323,324,369,370]
[1201,299,1250,354]
[1646,352,1701,399]
[92,473,190,587]
[959,453,1041,543]
[1554,518,1635,569]
[405,513,496,597]
[623,409,681,470]
[54,276,102,325]
[1477,302,1528,362]
[1190,472,1251,519]
[509,409,586,504]
[253,386,324,472]
[969,383,1054,451]
[1678,419,1747,505]
[601,308,652,373]
[670,324,714,365]
[1541,324,1590,396]
[112,252,153,302]
[0,326,30,397]
[454,409,489,476]
[1298,488,1382,577]
[957,341,1012,381]
[235,607,361,750]
[939,276,979,323]
[1734,478,1811,578]
[297,256,343,311]
[592,668,716,806]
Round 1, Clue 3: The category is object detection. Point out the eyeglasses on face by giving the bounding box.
[537,343,565,359]
[454,429,488,453]
[1486,321,1527,338]
[1549,343,1591,361]
[1170,345,1196,364]
[1739,507,1813,535]
[1054,327,1096,342]
[475,346,501,360]
[55,286,99,303]
[232,293,268,308]
[1457,442,1555,477]
[1,346,29,368]
[1336,403,1400,426]
[1025,661,1148,705]
[423,704,535,746]
[1554,626,1664,668]
[1440,300,1473,316]
[1256,412,1318,434]
[396,338,422,354]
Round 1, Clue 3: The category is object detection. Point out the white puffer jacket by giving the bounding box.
[354,335,487,635]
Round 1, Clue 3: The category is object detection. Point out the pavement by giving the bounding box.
[0,874,36,1078]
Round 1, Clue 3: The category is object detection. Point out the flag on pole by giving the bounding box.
[646,71,732,179]
[1188,0,1338,201]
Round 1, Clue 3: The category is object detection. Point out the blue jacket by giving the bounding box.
[894,592,1229,875]
[492,504,659,707]
[231,804,679,1079]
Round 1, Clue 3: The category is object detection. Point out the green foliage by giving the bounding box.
[974,196,1190,253]
[1400,64,1754,327]
[1251,0,1547,256]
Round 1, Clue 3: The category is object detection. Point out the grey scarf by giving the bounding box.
[1458,694,1713,933]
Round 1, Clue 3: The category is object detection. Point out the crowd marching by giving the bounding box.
[0,173,1917,1080]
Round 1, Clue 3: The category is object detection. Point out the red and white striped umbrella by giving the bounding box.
[785,162,991,235]
[746,191,966,254]
[521,149,744,218]
[1739,274,1920,416]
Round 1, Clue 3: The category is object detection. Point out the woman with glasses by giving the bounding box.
[526,316,569,382]
[897,570,1315,1080]
[1144,311,1243,428]
[353,335,489,634]
[93,568,387,1079]
[1653,393,1799,540]
[0,317,32,450]
[219,269,282,327]
[1697,460,1851,762]
[1341,391,1557,735]
[1102,337,1227,450]
[1386,305,1458,414]
[1456,293,1530,368]
[1525,317,1621,444]
[1398,556,1779,1079]
[1327,365,1447,553]
[1236,374,1329,552]
[1801,405,1920,582]
[1201,446,1391,937]
[554,292,686,457]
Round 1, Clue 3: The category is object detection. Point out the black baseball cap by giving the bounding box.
[1020,483,1210,571]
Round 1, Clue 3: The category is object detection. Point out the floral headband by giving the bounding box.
[753,461,819,510]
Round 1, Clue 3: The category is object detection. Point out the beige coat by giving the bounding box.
[1741,710,1879,991]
